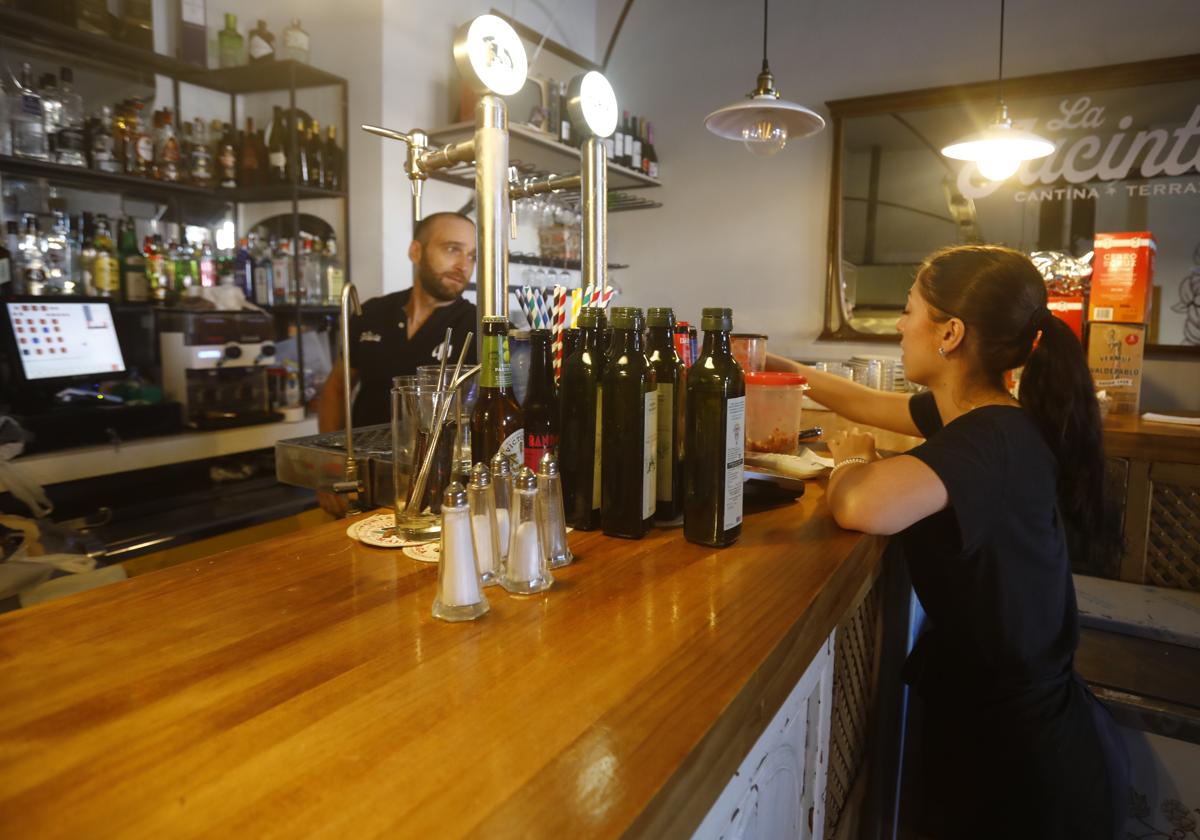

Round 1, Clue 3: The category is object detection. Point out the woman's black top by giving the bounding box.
[900,390,1127,839]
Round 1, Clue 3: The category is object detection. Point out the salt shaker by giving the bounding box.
[432,482,489,622]
[499,466,553,594]
[537,452,574,568]
[467,463,501,587]
[489,451,514,567]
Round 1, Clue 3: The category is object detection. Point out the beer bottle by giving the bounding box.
[600,307,657,539]
[471,316,524,466]
[522,328,559,471]
[646,307,685,521]
[559,307,604,530]
[684,307,745,547]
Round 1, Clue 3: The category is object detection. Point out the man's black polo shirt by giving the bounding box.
[347,288,477,426]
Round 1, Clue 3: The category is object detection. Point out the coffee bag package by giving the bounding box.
[1086,322,1146,416]
[1089,232,1156,324]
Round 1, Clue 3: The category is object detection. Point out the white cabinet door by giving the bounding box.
[693,633,835,840]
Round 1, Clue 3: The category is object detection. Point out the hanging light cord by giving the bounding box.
[997,0,1006,104]
[762,0,770,71]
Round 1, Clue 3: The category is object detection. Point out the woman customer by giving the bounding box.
[775,245,1128,838]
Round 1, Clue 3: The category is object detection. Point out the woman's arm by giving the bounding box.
[825,426,947,534]
[765,353,919,437]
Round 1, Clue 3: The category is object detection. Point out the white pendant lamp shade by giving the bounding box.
[703,0,824,156]
[704,95,825,157]
[940,1,1054,181]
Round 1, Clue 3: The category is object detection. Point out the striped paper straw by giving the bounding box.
[551,285,567,379]
[569,288,583,328]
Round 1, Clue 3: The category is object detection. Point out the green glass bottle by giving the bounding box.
[601,307,657,539]
[558,307,604,530]
[471,316,525,466]
[646,307,686,521]
[684,307,746,547]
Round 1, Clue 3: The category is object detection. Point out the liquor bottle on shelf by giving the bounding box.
[619,111,633,167]
[630,115,642,172]
[144,235,169,302]
[281,19,311,63]
[558,307,604,530]
[129,103,153,177]
[198,239,217,288]
[299,236,321,302]
[234,238,254,298]
[293,118,310,184]
[119,219,148,302]
[217,121,238,188]
[268,107,287,184]
[172,238,197,294]
[471,316,525,466]
[156,109,181,182]
[92,215,120,298]
[249,20,276,64]
[684,307,746,547]
[548,80,562,137]
[188,118,213,186]
[55,68,87,167]
[558,84,572,146]
[0,225,13,297]
[239,117,263,187]
[646,307,685,521]
[601,307,657,539]
[44,212,73,295]
[109,106,130,174]
[522,329,559,471]
[77,214,96,295]
[271,238,293,303]
[12,64,48,160]
[17,216,47,296]
[0,83,11,157]
[322,232,344,304]
[321,124,340,190]
[644,121,659,179]
[218,13,244,68]
[612,109,626,170]
[179,0,207,67]
[39,74,64,160]
[307,120,325,187]
[251,234,274,306]
[68,215,83,291]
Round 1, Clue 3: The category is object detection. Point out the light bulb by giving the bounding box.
[976,155,1021,181]
[742,120,787,157]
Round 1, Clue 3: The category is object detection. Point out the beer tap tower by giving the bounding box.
[276,15,621,517]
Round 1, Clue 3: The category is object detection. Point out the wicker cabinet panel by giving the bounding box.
[1145,464,1200,591]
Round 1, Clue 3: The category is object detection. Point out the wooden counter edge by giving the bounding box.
[626,532,891,838]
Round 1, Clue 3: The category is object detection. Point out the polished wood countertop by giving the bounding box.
[1103,412,1200,464]
[0,413,899,838]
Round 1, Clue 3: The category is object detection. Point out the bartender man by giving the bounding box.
[316,211,478,516]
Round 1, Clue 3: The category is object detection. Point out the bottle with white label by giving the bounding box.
[646,307,685,521]
[601,306,657,539]
[684,307,746,547]
[281,19,311,64]
[471,316,525,467]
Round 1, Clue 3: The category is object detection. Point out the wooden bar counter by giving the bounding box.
[0,414,919,839]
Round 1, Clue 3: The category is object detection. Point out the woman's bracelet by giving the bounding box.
[830,456,869,477]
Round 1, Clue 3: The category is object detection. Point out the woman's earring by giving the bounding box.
[938,347,946,358]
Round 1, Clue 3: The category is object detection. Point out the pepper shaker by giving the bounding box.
[537,452,573,568]
[499,466,553,594]
[467,463,501,587]
[432,482,489,621]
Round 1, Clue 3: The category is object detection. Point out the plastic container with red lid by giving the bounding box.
[744,371,809,454]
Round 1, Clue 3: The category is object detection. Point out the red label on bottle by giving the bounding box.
[524,433,559,471]
[673,332,692,366]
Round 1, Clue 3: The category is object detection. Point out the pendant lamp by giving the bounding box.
[940,0,1054,181]
[703,0,825,156]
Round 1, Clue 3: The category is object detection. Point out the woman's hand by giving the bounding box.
[827,427,879,463]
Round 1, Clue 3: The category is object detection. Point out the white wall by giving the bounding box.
[597,0,1200,376]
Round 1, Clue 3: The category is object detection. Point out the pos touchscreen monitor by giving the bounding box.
[5,300,127,384]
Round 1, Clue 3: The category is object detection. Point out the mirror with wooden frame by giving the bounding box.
[820,54,1200,353]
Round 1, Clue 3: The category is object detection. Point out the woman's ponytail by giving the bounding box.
[1019,313,1109,559]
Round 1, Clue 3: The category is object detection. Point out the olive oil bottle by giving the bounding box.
[684,307,745,547]
[471,316,525,465]
[600,307,657,539]
[646,307,685,521]
[559,308,604,530]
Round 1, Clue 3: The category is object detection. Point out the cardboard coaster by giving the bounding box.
[403,543,441,563]
[347,514,436,549]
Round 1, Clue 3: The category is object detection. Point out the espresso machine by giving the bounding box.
[275,13,617,519]
[158,310,279,429]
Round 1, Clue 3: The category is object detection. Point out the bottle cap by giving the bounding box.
[701,307,734,331]
[537,451,559,477]
[514,466,538,491]
[468,462,491,489]
[576,307,600,328]
[609,306,643,329]
[442,481,468,508]
[646,307,675,328]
